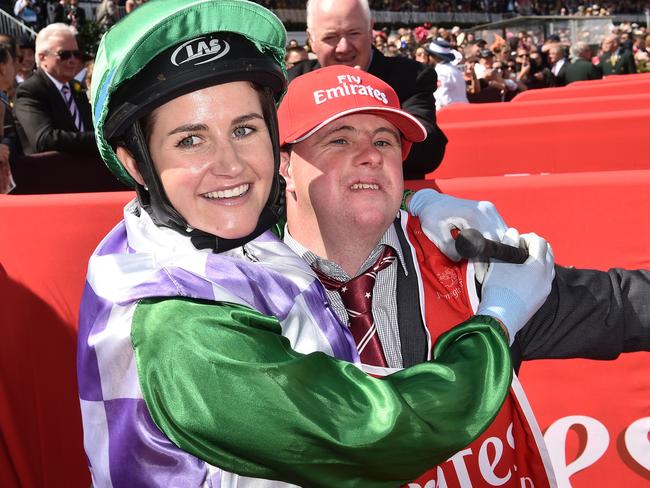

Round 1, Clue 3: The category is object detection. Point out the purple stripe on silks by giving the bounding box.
[302,279,358,363]
[163,267,215,301]
[204,254,302,321]
[77,281,110,402]
[115,268,214,305]
[95,221,128,257]
[105,398,207,487]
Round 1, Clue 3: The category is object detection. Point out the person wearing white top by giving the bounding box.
[425,39,468,111]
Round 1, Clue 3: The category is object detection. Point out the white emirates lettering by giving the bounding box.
[313,74,389,105]
[407,415,650,487]
[407,422,537,488]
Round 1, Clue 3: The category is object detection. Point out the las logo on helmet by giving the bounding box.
[171,37,231,67]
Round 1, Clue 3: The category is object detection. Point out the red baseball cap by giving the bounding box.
[278,65,427,160]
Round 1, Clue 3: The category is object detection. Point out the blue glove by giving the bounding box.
[476,228,555,345]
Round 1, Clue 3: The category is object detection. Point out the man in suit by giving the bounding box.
[547,43,569,86]
[599,34,637,75]
[564,42,603,84]
[13,22,97,156]
[288,0,447,180]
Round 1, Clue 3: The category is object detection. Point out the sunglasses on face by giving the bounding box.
[51,50,84,61]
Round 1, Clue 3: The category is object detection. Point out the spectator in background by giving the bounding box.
[0,44,15,193]
[288,0,448,180]
[599,34,637,75]
[83,59,93,96]
[519,49,553,89]
[95,0,118,33]
[425,39,468,110]
[47,0,67,25]
[465,38,485,59]
[636,33,650,72]
[65,0,85,28]
[475,49,507,94]
[462,56,481,96]
[125,0,147,14]
[547,43,568,86]
[374,30,387,52]
[565,41,603,84]
[0,34,22,156]
[284,45,308,70]
[0,35,19,107]
[13,0,39,30]
[414,45,431,64]
[13,23,97,155]
[15,35,36,84]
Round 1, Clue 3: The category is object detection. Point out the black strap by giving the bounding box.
[393,218,428,367]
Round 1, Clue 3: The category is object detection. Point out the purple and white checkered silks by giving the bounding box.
[77,200,358,487]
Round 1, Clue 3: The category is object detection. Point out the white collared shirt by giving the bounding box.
[552,58,566,76]
[283,221,408,368]
[42,69,69,104]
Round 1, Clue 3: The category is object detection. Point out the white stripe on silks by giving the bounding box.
[357,324,377,352]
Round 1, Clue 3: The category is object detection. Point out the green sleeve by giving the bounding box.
[132,298,511,488]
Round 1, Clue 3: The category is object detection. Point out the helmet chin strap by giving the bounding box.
[123,90,282,253]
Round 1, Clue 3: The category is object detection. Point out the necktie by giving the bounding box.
[61,85,83,131]
[313,246,396,366]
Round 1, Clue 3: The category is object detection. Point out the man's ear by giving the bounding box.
[115,146,145,186]
[279,150,295,192]
[306,28,314,50]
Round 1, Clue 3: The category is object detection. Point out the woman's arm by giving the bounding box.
[131,297,511,488]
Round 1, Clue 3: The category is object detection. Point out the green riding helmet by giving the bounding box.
[92,0,287,252]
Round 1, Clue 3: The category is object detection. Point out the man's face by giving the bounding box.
[39,33,79,83]
[548,47,562,64]
[602,36,618,53]
[285,49,308,69]
[307,0,373,69]
[480,55,493,67]
[414,47,431,65]
[282,113,404,245]
[19,47,35,73]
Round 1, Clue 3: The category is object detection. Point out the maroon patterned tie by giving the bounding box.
[313,246,396,367]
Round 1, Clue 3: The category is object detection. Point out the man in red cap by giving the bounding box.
[277,65,650,487]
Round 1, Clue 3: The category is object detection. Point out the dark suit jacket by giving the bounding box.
[550,59,569,86]
[392,220,650,371]
[599,49,637,75]
[564,58,603,84]
[288,48,448,179]
[13,68,97,155]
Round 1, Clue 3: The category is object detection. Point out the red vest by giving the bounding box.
[368,215,557,488]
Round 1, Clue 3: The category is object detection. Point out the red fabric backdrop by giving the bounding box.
[1,170,649,487]
[511,76,650,102]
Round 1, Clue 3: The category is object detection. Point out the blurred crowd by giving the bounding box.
[286,22,649,105]
[3,0,147,32]
[257,0,650,15]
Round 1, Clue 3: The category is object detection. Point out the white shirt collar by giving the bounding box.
[43,69,68,94]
